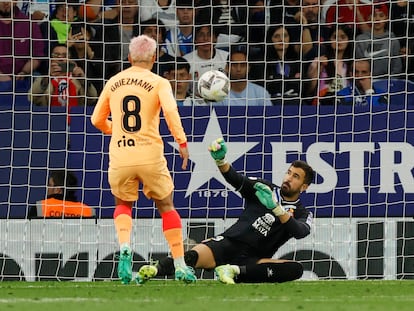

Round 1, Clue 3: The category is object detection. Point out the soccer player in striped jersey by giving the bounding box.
[91,34,196,285]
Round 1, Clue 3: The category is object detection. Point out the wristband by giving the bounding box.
[272,204,287,217]
[215,158,227,166]
[179,142,187,148]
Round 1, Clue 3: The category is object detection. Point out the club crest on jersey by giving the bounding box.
[282,204,296,216]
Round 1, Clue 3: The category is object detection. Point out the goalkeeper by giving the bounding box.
[137,138,315,284]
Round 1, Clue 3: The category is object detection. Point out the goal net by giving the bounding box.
[0,0,414,281]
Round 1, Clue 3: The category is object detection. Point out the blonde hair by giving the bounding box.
[129,35,157,63]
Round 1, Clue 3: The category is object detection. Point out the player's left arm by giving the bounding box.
[283,209,312,239]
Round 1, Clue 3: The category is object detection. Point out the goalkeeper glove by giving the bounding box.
[208,138,227,166]
[254,182,287,216]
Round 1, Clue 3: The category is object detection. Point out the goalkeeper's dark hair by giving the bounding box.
[291,160,315,185]
[49,170,78,202]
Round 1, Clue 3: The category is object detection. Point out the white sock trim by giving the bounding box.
[173,257,186,268]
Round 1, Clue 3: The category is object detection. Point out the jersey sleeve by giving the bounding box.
[284,210,312,239]
[222,165,246,192]
[158,78,187,144]
[91,85,112,134]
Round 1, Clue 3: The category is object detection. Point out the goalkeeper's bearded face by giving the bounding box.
[280,166,308,198]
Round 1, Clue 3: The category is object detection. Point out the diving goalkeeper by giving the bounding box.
[137,138,315,284]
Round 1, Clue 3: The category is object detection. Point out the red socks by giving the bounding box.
[113,205,132,246]
[161,210,184,259]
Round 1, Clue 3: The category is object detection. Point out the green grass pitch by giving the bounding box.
[0,280,413,311]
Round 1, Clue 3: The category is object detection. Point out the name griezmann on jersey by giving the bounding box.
[110,78,154,93]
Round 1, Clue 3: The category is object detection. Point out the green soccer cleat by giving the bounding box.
[136,264,158,285]
[117,244,132,285]
[215,264,236,284]
[175,265,197,284]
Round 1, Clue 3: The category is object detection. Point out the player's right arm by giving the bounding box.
[178,144,189,170]
[91,86,112,134]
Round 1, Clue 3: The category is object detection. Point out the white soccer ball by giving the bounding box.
[197,70,230,102]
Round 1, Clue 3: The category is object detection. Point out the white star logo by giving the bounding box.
[169,110,258,197]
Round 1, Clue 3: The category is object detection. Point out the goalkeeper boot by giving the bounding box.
[175,265,197,284]
[136,264,158,285]
[215,264,236,284]
[117,244,132,285]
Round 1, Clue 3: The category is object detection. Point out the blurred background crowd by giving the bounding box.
[0,0,413,106]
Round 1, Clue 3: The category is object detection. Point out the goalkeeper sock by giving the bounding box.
[161,210,185,261]
[156,257,175,276]
[237,262,304,283]
[184,250,199,267]
[113,205,132,246]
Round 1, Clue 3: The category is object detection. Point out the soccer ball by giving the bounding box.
[197,70,230,102]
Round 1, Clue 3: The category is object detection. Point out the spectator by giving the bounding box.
[99,0,139,80]
[140,0,177,31]
[215,45,271,106]
[195,0,248,47]
[29,170,95,218]
[390,0,414,79]
[17,0,50,21]
[269,0,300,25]
[292,0,329,90]
[165,57,205,105]
[29,44,98,107]
[164,0,195,57]
[0,0,44,100]
[78,0,119,22]
[245,0,267,57]
[336,58,388,106]
[68,22,104,94]
[390,0,414,49]
[250,25,302,105]
[307,25,354,105]
[406,40,414,82]
[40,0,80,55]
[183,24,229,94]
[140,19,175,78]
[323,0,372,35]
[355,3,403,79]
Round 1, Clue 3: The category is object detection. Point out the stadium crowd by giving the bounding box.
[0,0,413,106]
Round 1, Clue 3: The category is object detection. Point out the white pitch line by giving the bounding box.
[0,297,160,304]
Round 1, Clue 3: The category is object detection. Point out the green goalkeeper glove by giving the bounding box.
[254,182,287,216]
[208,138,227,166]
